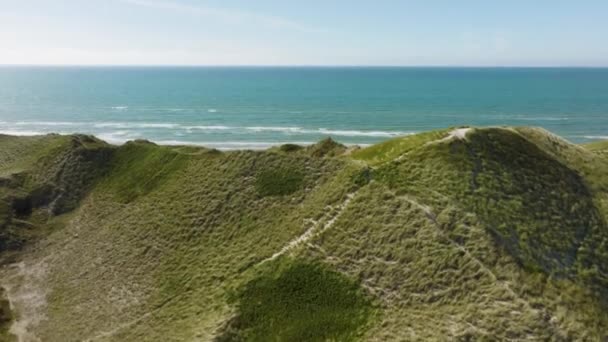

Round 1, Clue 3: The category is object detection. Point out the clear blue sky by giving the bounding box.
[1,0,607,66]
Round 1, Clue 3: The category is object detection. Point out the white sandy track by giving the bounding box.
[438,127,471,143]
[395,128,472,163]
[395,192,563,336]
[397,193,528,303]
[260,191,358,264]
[1,258,50,342]
[84,312,153,342]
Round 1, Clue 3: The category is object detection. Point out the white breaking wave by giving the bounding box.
[2,121,410,138]
[94,122,180,129]
[208,109,218,113]
[583,135,608,140]
[317,128,409,137]
[97,133,129,145]
[0,126,376,150]
[93,123,129,128]
[516,116,569,121]
[245,126,409,137]
[0,130,47,136]
[246,126,303,132]
[184,125,232,130]
[137,123,180,128]
[111,106,129,110]
[14,121,79,126]
[97,130,141,144]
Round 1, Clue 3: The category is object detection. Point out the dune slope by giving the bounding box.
[0,127,607,341]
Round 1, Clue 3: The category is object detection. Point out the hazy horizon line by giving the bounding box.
[1,64,608,69]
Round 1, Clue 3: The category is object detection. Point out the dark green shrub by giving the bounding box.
[351,167,372,187]
[307,138,345,158]
[223,261,373,341]
[255,168,304,197]
[279,144,303,153]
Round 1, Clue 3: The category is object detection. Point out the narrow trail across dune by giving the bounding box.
[1,258,50,342]
[436,127,471,143]
[260,191,358,264]
[84,291,188,342]
[396,192,563,337]
[85,312,153,342]
[394,128,472,163]
[397,194,531,302]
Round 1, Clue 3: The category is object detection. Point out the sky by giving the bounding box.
[1,0,607,66]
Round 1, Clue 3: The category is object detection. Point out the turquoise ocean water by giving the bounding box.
[0,67,607,149]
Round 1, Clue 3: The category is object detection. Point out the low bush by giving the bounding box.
[222,260,373,341]
[255,168,304,197]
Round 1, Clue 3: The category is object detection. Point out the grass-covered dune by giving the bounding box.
[0,127,607,341]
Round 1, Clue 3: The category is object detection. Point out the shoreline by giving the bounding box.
[1,128,606,152]
[0,131,372,151]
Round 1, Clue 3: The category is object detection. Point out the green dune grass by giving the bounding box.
[0,128,607,341]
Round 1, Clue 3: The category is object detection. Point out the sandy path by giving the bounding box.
[260,191,358,264]
[437,127,471,143]
[395,193,564,336]
[1,258,50,342]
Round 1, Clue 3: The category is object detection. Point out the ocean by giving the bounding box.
[0,66,607,149]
